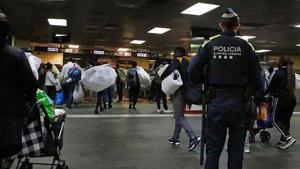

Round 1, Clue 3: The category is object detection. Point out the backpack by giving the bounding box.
[68,65,81,83]
[127,68,138,88]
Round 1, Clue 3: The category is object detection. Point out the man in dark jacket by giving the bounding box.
[161,47,201,151]
[0,10,38,165]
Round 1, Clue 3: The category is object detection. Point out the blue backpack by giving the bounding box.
[127,69,139,88]
[68,65,82,83]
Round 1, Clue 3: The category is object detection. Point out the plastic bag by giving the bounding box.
[81,64,117,92]
[73,83,84,102]
[137,67,151,87]
[55,91,65,105]
[54,79,62,91]
[36,89,55,123]
[161,70,183,96]
[157,64,169,77]
[25,53,42,80]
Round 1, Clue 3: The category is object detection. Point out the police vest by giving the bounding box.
[206,35,254,86]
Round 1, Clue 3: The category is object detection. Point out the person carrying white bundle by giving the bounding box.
[161,47,200,151]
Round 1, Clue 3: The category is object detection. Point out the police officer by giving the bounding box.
[188,8,263,169]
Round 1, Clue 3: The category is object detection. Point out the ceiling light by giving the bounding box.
[294,24,300,28]
[191,37,205,41]
[55,34,68,37]
[240,36,256,40]
[47,18,67,26]
[130,40,146,44]
[68,44,79,49]
[118,48,130,52]
[148,27,171,34]
[255,49,271,53]
[181,2,219,16]
[296,44,300,47]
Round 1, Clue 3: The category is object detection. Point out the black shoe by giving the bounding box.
[188,136,201,151]
[129,104,132,109]
[108,105,112,109]
[94,109,99,114]
[168,138,180,146]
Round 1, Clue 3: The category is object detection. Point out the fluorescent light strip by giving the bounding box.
[48,18,67,26]
[191,37,205,41]
[255,49,271,53]
[240,36,256,40]
[296,44,300,47]
[294,24,300,28]
[181,2,219,16]
[130,40,146,44]
[118,48,130,52]
[68,45,79,49]
[55,34,68,37]
[148,27,171,34]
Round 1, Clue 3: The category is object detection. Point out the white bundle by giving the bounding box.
[137,66,151,87]
[73,82,84,102]
[295,73,300,89]
[81,64,117,92]
[25,52,42,80]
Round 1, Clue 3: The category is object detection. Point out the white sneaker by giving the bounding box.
[279,137,296,150]
[157,109,162,113]
[244,147,250,153]
[164,109,173,113]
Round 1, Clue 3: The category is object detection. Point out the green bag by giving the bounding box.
[36,89,55,123]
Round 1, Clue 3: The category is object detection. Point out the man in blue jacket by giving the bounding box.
[188,8,263,169]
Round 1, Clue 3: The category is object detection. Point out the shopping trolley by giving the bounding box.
[15,104,68,169]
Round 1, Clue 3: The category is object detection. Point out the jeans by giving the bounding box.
[205,89,247,169]
[172,90,196,140]
[64,82,76,108]
[96,91,105,111]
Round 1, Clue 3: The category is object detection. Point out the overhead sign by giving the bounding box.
[137,52,147,57]
[94,50,105,55]
[47,47,59,52]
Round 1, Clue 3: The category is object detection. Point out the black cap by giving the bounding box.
[221,8,238,19]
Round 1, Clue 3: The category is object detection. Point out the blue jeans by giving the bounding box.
[64,82,76,108]
[172,90,196,140]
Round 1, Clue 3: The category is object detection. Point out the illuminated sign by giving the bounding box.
[47,47,59,52]
[137,52,147,57]
[94,50,105,55]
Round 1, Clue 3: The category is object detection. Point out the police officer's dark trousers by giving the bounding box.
[205,89,247,169]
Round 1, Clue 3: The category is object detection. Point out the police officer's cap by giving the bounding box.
[222,8,239,20]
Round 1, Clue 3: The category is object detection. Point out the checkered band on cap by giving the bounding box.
[222,8,238,19]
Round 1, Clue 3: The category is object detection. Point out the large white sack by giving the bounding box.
[25,52,41,80]
[295,73,300,89]
[157,64,169,77]
[73,83,84,102]
[137,67,151,86]
[81,64,117,92]
[162,70,183,96]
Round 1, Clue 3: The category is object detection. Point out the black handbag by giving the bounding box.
[185,82,203,105]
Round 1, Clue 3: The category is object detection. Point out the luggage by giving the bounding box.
[73,83,84,102]
[25,53,42,80]
[161,70,183,96]
[55,91,65,106]
[81,64,117,92]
